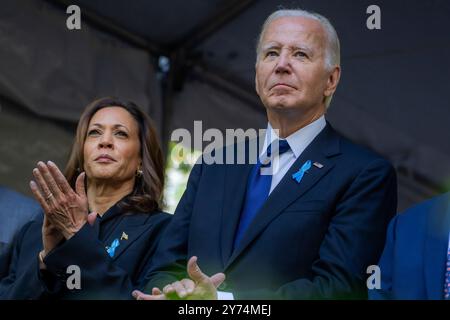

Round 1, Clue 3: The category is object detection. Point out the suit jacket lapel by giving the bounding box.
[424,194,450,299]
[226,125,340,268]
[220,140,254,266]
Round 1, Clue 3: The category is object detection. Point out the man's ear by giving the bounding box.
[324,65,341,97]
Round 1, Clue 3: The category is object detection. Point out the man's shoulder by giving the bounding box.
[0,187,42,244]
[322,125,393,173]
[340,136,388,164]
[384,193,449,245]
[0,186,33,202]
[398,192,450,223]
[0,187,41,214]
[9,216,43,245]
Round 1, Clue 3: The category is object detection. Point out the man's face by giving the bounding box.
[255,16,335,114]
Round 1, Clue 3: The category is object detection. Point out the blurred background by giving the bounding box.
[1,0,449,213]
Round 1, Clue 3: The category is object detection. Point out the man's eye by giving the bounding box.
[294,51,308,58]
[266,51,278,57]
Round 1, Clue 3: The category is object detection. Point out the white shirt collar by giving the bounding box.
[262,115,326,159]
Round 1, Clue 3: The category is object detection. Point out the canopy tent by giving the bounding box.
[0,0,449,211]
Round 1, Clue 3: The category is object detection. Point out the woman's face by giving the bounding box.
[83,106,141,184]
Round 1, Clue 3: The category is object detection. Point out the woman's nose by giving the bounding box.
[98,132,113,148]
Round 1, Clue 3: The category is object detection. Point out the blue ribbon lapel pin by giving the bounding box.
[106,238,120,258]
[292,160,313,183]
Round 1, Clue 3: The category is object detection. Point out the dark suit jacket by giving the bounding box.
[0,203,171,299]
[369,192,450,300]
[144,123,397,299]
[0,187,41,278]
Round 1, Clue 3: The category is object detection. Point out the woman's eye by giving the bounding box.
[87,129,100,136]
[115,131,128,137]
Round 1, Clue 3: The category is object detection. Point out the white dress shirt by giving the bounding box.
[261,116,326,194]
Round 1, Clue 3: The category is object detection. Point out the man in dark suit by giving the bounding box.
[0,186,41,279]
[369,192,450,300]
[134,9,397,300]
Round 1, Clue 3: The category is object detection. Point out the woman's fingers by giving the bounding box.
[32,167,54,203]
[30,180,51,213]
[37,161,63,200]
[87,212,97,226]
[47,161,72,195]
[75,172,86,199]
[32,161,88,241]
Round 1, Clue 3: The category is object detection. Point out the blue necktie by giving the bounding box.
[444,238,450,299]
[233,139,291,249]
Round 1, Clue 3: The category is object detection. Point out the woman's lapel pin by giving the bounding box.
[106,238,120,257]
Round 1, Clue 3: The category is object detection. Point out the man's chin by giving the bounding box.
[266,102,298,112]
[264,95,295,108]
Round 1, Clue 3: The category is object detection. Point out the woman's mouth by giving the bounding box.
[94,154,116,163]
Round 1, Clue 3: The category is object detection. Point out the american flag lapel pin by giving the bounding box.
[313,162,324,169]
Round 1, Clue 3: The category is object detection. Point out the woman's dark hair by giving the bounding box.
[65,97,164,213]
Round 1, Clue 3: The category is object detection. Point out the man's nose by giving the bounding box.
[275,52,291,74]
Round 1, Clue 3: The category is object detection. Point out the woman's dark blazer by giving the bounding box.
[0,203,171,299]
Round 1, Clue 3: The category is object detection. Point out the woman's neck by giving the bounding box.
[87,178,135,216]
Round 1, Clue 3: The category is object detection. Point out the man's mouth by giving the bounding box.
[271,83,297,90]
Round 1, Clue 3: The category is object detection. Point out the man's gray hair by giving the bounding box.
[256,9,341,108]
